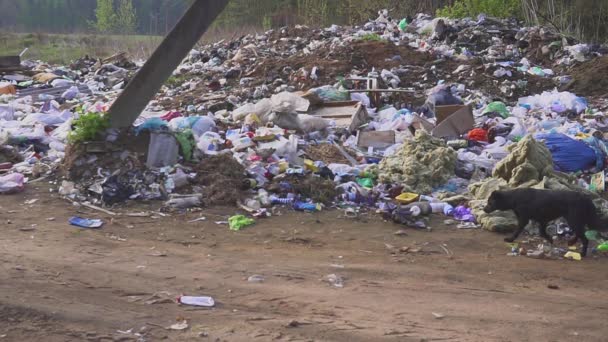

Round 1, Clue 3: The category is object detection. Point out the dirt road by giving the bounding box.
[1,184,607,341]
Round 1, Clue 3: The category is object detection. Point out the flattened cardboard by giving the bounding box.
[432,105,474,139]
[356,130,396,149]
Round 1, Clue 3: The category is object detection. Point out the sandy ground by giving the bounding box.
[1,183,608,342]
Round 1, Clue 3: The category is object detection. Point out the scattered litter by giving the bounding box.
[247,275,265,283]
[432,312,445,319]
[228,215,255,231]
[69,216,104,229]
[177,295,215,307]
[564,251,582,261]
[167,320,189,331]
[324,274,344,288]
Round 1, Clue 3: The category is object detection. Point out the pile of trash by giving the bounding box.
[2,9,608,257]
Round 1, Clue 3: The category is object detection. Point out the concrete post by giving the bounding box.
[107,0,229,128]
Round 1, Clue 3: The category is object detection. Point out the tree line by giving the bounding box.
[0,0,193,35]
[0,0,606,42]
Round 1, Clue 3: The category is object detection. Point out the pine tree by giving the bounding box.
[116,0,137,34]
[93,0,117,33]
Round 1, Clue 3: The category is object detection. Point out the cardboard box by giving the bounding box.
[310,102,369,132]
[356,130,396,150]
[432,104,475,139]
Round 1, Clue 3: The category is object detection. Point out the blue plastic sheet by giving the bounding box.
[535,133,597,172]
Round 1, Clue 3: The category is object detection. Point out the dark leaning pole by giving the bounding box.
[107,0,229,129]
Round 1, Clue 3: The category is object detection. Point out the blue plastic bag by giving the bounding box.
[535,133,597,172]
[134,117,168,135]
[69,216,104,229]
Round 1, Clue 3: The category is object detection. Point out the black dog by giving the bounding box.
[484,188,605,257]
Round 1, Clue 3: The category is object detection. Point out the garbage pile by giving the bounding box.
[1,10,608,257]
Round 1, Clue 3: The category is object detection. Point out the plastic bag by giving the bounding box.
[535,132,597,172]
[135,117,168,135]
[399,18,408,31]
[518,91,587,114]
[61,86,79,100]
[191,116,216,137]
[0,173,25,194]
[270,92,309,113]
[267,112,302,131]
[22,110,73,126]
[482,102,510,118]
[302,86,349,105]
[229,215,255,231]
[0,105,15,120]
[299,114,330,133]
[175,130,195,162]
[196,132,224,155]
[232,103,256,121]
[350,92,371,108]
[146,132,179,168]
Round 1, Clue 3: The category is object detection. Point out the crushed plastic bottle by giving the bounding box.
[178,295,215,307]
[293,202,322,212]
[270,194,295,205]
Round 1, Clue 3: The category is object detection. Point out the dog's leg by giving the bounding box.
[567,217,589,257]
[538,222,553,244]
[580,233,589,257]
[505,216,529,243]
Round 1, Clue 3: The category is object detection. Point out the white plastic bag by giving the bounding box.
[196,132,224,155]
[0,173,25,194]
[270,92,309,113]
[299,114,330,133]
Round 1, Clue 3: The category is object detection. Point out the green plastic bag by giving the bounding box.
[175,129,194,162]
[399,18,408,31]
[357,177,374,189]
[229,215,255,231]
[586,230,608,252]
[482,101,510,118]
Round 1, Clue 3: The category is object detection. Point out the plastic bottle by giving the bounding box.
[245,199,262,210]
[293,202,321,212]
[442,204,454,216]
[270,194,295,205]
[165,196,202,209]
[405,202,432,217]
[178,295,215,307]
[429,202,449,213]
[257,189,270,206]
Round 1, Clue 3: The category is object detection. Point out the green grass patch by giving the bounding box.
[358,33,385,42]
[0,32,162,64]
[164,74,192,88]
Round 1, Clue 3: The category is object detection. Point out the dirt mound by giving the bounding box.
[565,56,608,97]
[251,40,432,89]
[194,154,247,205]
[61,144,144,181]
[345,40,432,69]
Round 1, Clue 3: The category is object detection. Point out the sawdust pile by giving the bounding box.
[492,135,554,187]
[305,144,351,165]
[377,131,456,194]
